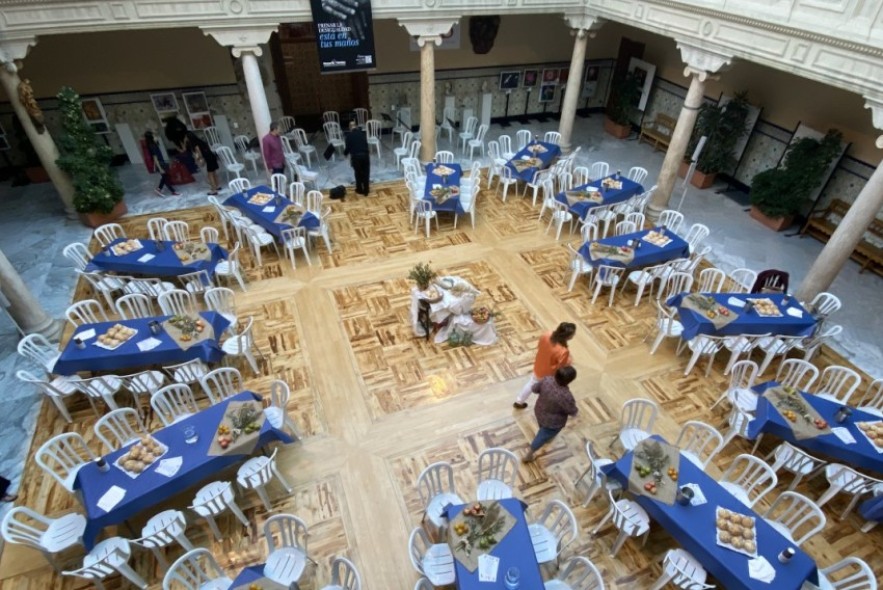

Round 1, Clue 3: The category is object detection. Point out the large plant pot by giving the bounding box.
[678,161,717,188]
[604,117,631,139]
[78,201,128,228]
[25,166,50,183]
[749,205,793,231]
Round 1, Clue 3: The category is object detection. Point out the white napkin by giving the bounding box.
[76,328,96,341]
[155,456,182,477]
[478,554,500,582]
[684,483,707,506]
[727,297,746,308]
[96,485,126,512]
[830,427,856,444]
[520,155,530,160]
[137,253,156,263]
[136,337,162,352]
[262,206,275,213]
[748,556,776,583]
[786,307,804,318]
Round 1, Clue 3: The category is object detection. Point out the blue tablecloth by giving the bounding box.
[556,177,644,220]
[747,381,883,475]
[423,163,465,214]
[667,292,817,340]
[224,185,320,239]
[602,436,818,590]
[230,564,287,589]
[859,494,883,523]
[53,312,230,376]
[75,391,294,548]
[505,141,561,182]
[85,238,227,278]
[578,228,689,269]
[442,498,543,590]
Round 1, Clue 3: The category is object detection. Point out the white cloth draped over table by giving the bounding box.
[409,275,497,346]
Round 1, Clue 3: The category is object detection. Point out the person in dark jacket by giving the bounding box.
[144,131,180,197]
[523,366,578,462]
[344,120,370,196]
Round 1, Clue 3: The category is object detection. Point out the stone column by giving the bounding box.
[558,16,603,154]
[797,100,883,300]
[0,41,76,216]
[646,43,733,222]
[399,18,459,162]
[0,248,62,340]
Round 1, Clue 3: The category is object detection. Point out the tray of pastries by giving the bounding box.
[747,298,783,317]
[601,178,623,190]
[113,436,168,478]
[432,164,456,177]
[715,507,758,557]
[94,324,138,350]
[111,239,143,256]
[642,230,672,247]
[857,421,883,449]
[248,192,275,205]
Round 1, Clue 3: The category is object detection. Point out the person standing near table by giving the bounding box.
[344,120,370,196]
[0,475,17,502]
[262,122,286,176]
[523,366,578,462]
[144,131,180,197]
[514,322,575,409]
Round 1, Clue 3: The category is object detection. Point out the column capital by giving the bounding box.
[676,41,734,81]
[0,35,38,72]
[201,24,277,57]
[563,13,605,37]
[863,95,883,149]
[398,16,459,47]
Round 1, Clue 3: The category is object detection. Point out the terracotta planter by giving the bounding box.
[78,200,128,228]
[749,205,793,232]
[678,161,716,188]
[25,166,50,183]
[604,117,631,139]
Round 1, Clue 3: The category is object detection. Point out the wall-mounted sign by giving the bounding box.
[309,0,377,73]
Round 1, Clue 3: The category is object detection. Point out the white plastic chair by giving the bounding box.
[468,123,489,159]
[180,269,214,297]
[237,448,292,511]
[93,407,146,452]
[476,447,519,501]
[264,380,300,439]
[516,129,532,150]
[729,268,758,293]
[458,116,478,154]
[658,209,684,234]
[214,241,248,291]
[282,226,312,270]
[755,335,806,375]
[264,514,318,586]
[696,267,726,293]
[591,490,649,557]
[762,491,826,547]
[408,526,456,586]
[542,130,561,145]
[189,481,249,540]
[204,286,237,329]
[682,334,725,377]
[221,316,263,375]
[157,289,197,316]
[132,509,194,569]
[675,420,723,468]
[435,150,455,164]
[574,441,619,508]
[809,291,842,316]
[62,536,147,589]
[163,548,232,590]
[16,369,79,423]
[270,172,288,197]
[817,557,877,590]
[323,110,341,125]
[392,107,411,143]
[229,177,251,194]
[648,548,713,590]
[63,242,93,271]
[367,119,382,158]
[234,134,262,175]
[216,145,245,181]
[627,166,648,185]
[78,374,124,412]
[394,131,414,170]
[684,222,710,254]
[94,223,125,247]
[566,243,593,293]
[529,499,578,565]
[125,369,167,418]
[719,453,778,508]
[416,461,464,535]
[292,128,317,168]
[324,121,346,155]
[814,364,861,404]
[857,379,883,417]
[162,219,190,243]
[289,181,306,207]
[124,276,175,299]
[413,200,439,238]
[1,506,87,571]
[320,556,362,590]
[710,359,759,412]
[590,265,624,307]
[587,161,608,180]
[163,358,209,387]
[646,277,693,355]
[242,223,280,267]
[203,127,222,148]
[65,299,108,328]
[547,200,574,241]
[816,464,883,520]
[200,366,243,404]
[497,164,518,202]
[544,556,605,590]
[611,398,657,451]
[776,358,820,391]
[115,293,154,320]
[151,384,199,426]
[795,323,842,363]
[613,220,636,236]
[623,262,669,307]
[526,168,550,204]
[572,166,590,187]
[78,270,126,308]
[439,107,457,144]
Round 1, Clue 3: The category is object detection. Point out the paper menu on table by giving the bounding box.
[137,253,156,263]
[96,485,127,512]
[747,556,776,583]
[262,206,276,213]
[830,427,856,444]
[76,328,96,341]
[155,456,183,477]
[136,337,162,352]
[786,307,804,318]
[727,297,746,308]
[478,554,500,582]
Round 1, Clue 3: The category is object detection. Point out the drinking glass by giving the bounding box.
[183,425,199,444]
[504,567,520,589]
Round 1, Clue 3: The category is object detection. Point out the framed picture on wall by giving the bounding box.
[499,71,521,91]
[582,65,600,98]
[522,70,539,88]
[542,69,559,84]
[151,92,178,114]
[539,83,556,103]
[627,57,656,112]
[182,92,214,129]
[81,97,111,134]
[558,68,569,85]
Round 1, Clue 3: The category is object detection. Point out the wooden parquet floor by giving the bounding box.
[2,177,881,589]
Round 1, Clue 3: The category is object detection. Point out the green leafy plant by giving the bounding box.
[55,86,125,214]
[687,92,751,175]
[749,129,843,219]
[408,262,437,290]
[605,71,642,126]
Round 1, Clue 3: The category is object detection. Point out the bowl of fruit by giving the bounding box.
[668,466,679,481]
[471,306,493,325]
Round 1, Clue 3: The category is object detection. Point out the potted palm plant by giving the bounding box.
[55,86,126,227]
[748,129,842,231]
[681,92,751,188]
[604,71,642,139]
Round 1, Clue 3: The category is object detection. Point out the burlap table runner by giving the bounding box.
[448,501,517,573]
[273,205,303,227]
[764,386,832,440]
[589,242,635,265]
[564,189,604,207]
[172,242,212,265]
[510,157,542,173]
[629,439,680,506]
[207,400,265,457]
[161,314,215,351]
[232,576,287,590]
[680,294,740,331]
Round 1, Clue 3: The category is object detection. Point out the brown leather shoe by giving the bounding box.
[513,402,527,409]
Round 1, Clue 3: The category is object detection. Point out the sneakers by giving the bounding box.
[513,402,527,410]
[207,190,219,196]
[154,188,164,197]
[171,190,181,196]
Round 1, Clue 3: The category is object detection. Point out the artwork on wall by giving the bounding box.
[522,69,538,88]
[81,97,110,134]
[581,65,600,98]
[182,92,214,129]
[150,92,180,123]
[0,121,9,151]
[542,69,559,84]
[558,68,569,85]
[499,71,521,91]
[539,83,556,103]
[628,57,656,111]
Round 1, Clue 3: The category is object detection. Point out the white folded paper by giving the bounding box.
[262,206,276,213]
[684,483,707,506]
[748,556,776,583]
[155,456,183,477]
[727,297,746,308]
[137,253,156,263]
[786,307,804,318]
[136,337,162,352]
[830,427,856,444]
[96,485,126,512]
[478,554,500,582]
[520,155,530,160]
[76,328,96,341]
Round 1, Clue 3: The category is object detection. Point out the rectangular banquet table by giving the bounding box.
[53,312,230,375]
[230,564,287,589]
[505,141,561,182]
[747,381,883,475]
[556,176,644,220]
[85,238,227,278]
[859,494,883,524]
[442,498,543,590]
[74,391,294,548]
[602,436,818,590]
[667,292,817,340]
[423,162,465,213]
[578,228,689,269]
[224,185,321,239]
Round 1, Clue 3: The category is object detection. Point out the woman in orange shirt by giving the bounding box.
[514,322,576,409]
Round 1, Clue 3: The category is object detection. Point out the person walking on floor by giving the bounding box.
[523,366,578,462]
[344,120,370,196]
[514,322,576,409]
[262,122,286,176]
[144,131,180,197]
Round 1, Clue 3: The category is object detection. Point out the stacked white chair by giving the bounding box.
[476,447,518,501]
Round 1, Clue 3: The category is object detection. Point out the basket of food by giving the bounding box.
[471,306,493,325]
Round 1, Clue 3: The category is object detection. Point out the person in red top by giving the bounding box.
[523,366,578,462]
[514,322,576,409]
[262,122,285,175]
